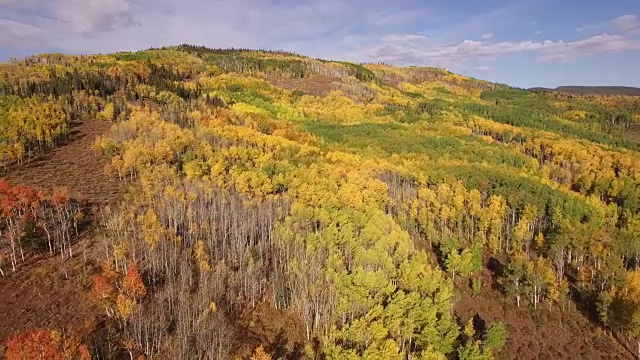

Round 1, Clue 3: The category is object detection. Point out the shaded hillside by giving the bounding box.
[531,85,640,96]
[0,45,639,360]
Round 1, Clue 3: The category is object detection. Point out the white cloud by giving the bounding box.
[55,0,137,34]
[381,34,428,43]
[610,14,639,32]
[1,0,404,55]
[578,13,640,34]
[1,0,638,75]
[372,7,431,26]
[539,34,639,61]
[0,19,48,46]
[0,0,139,51]
[369,33,640,66]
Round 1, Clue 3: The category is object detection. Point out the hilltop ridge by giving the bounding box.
[530,85,640,96]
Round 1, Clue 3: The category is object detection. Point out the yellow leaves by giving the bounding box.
[98,102,115,122]
[209,159,229,188]
[417,187,437,203]
[138,208,162,248]
[183,160,208,180]
[625,271,640,301]
[135,84,156,98]
[526,256,555,287]
[563,110,587,121]
[154,140,174,162]
[467,189,482,217]
[199,74,271,93]
[233,170,273,198]
[195,240,212,273]
[442,73,471,84]
[251,345,272,360]
[463,318,475,339]
[274,103,304,121]
[2,97,70,159]
[336,181,366,208]
[50,330,63,347]
[116,293,136,320]
[271,128,316,145]
[113,242,128,264]
[101,108,199,178]
[12,143,24,162]
[296,90,378,125]
[232,102,269,116]
[370,82,412,107]
[535,232,545,248]
[399,82,421,94]
[155,91,184,105]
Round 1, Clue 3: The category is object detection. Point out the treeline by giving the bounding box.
[463,89,640,150]
[0,61,200,100]
[0,95,70,167]
[556,86,640,97]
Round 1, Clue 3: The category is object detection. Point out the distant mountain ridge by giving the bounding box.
[530,85,640,96]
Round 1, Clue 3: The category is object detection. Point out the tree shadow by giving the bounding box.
[266,329,305,360]
[487,256,505,291]
[473,313,487,335]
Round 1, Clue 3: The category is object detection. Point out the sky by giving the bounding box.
[1,0,639,88]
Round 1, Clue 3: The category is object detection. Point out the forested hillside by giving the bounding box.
[530,86,640,97]
[1,45,640,359]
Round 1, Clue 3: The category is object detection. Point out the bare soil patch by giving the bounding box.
[2,120,121,206]
[0,239,101,355]
[233,301,307,359]
[623,124,640,144]
[268,75,338,97]
[454,262,633,360]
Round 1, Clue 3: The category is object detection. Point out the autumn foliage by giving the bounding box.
[0,180,85,273]
[5,330,90,360]
[3,46,640,358]
[90,259,147,320]
[122,260,147,300]
[250,345,272,360]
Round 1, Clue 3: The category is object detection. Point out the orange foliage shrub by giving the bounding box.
[5,330,90,360]
[123,260,147,300]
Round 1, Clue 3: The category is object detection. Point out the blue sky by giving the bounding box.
[1,0,639,88]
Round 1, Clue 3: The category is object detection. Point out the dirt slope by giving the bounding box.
[0,120,122,355]
[2,120,121,205]
[454,263,634,360]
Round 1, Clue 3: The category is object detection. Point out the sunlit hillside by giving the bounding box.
[1,45,640,360]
